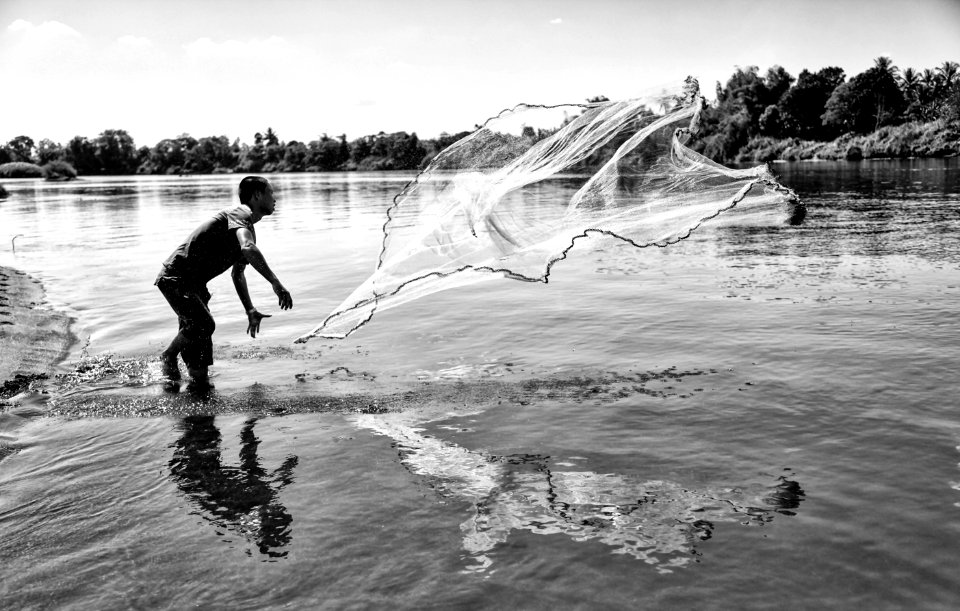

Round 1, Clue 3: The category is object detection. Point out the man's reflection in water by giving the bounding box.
[169,416,299,558]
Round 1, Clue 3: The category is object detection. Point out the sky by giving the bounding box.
[2,0,959,148]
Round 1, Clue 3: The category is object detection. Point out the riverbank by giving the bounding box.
[734,120,960,163]
[0,266,75,401]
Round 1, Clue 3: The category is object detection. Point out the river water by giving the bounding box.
[0,160,958,609]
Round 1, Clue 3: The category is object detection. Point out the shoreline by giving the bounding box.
[1,152,956,190]
[0,265,76,401]
[731,120,960,164]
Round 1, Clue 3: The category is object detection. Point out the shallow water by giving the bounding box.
[1,160,959,609]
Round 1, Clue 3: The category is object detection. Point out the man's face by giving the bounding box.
[257,184,277,215]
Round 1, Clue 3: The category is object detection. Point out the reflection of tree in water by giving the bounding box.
[355,413,804,573]
[169,416,299,558]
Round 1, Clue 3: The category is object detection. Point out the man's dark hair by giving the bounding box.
[239,176,270,204]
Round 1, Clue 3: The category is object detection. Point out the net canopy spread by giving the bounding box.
[296,79,802,342]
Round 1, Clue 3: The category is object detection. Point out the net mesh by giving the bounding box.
[296,78,802,342]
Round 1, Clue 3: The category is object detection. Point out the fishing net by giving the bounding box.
[296,78,802,342]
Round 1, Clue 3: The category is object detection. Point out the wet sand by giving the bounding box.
[0,265,74,401]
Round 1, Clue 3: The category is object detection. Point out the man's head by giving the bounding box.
[238,176,276,216]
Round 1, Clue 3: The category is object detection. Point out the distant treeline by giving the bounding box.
[0,127,472,178]
[1,57,958,179]
[691,57,960,162]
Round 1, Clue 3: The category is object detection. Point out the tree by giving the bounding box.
[873,56,899,81]
[721,66,771,123]
[778,67,845,139]
[6,136,36,163]
[264,127,279,147]
[307,134,347,171]
[94,129,138,174]
[337,134,349,168]
[281,140,308,172]
[899,67,923,121]
[699,107,752,162]
[250,128,283,170]
[937,61,959,87]
[764,65,795,105]
[135,146,152,173]
[395,132,425,170]
[942,80,960,123]
[36,139,65,165]
[899,67,920,97]
[822,61,906,134]
[694,66,792,161]
[236,138,265,172]
[186,135,235,174]
[65,136,100,175]
[758,105,782,136]
[349,135,372,166]
[148,138,186,174]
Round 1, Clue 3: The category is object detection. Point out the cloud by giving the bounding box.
[182,35,295,63]
[549,18,563,25]
[117,35,153,49]
[7,18,30,32]
[6,19,81,39]
[2,19,87,75]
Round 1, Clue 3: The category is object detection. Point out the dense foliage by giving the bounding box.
[692,57,959,161]
[42,160,78,181]
[0,162,44,178]
[2,57,957,176]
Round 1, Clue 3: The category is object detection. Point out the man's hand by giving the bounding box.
[273,282,293,310]
[247,309,272,338]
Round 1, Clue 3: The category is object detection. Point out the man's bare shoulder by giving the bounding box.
[223,205,255,230]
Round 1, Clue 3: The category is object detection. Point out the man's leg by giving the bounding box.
[158,281,188,380]
[180,288,215,386]
[158,281,214,383]
[162,332,189,380]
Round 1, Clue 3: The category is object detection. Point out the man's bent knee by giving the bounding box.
[183,317,215,339]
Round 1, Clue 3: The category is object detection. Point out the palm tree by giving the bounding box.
[916,69,943,120]
[937,61,959,87]
[898,67,920,100]
[874,56,899,79]
[897,68,922,120]
[921,68,941,92]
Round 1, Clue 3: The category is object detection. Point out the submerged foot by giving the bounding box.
[186,366,212,388]
[161,353,181,381]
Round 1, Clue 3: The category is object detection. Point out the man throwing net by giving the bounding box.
[155,176,293,387]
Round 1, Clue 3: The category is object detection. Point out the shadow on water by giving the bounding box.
[169,416,299,559]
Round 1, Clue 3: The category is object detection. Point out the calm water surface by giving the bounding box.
[1,161,959,609]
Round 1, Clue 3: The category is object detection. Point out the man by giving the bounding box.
[156,176,293,386]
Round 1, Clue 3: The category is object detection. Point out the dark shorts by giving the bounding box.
[156,274,215,370]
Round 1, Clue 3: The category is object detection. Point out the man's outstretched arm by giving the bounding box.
[233,228,293,338]
[236,227,293,310]
[233,261,278,338]
[231,261,267,338]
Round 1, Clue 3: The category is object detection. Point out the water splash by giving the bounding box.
[353,408,805,574]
